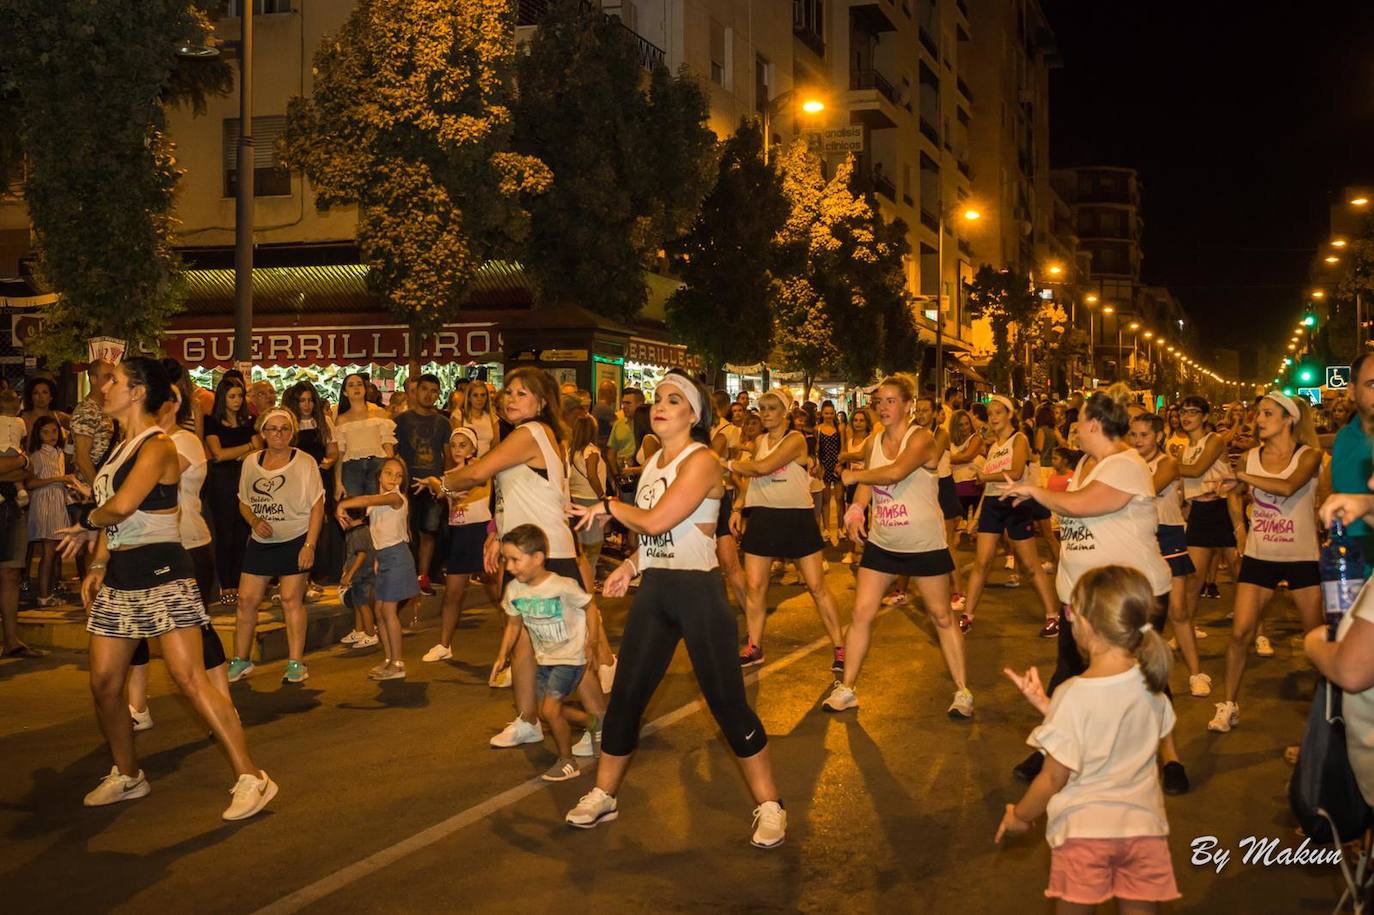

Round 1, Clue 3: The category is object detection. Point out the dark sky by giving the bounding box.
[1043,2,1374,371]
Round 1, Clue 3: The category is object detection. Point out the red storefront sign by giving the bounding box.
[161,322,503,368]
[626,336,700,370]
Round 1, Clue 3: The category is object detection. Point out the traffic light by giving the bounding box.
[1297,365,1316,385]
[1303,312,1317,328]
[1282,386,1295,397]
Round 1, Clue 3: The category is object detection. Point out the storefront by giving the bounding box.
[623,336,700,399]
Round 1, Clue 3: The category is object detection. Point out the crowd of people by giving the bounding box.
[5,353,1374,912]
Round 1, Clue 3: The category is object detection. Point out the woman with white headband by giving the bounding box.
[227,407,325,686]
[1207,390,1323,734]
[566,369,785,849]
[727,386,846,673]
[1177,394,1241,622]
[959,394,1060,636]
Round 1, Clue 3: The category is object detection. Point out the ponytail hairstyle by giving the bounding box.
[877,373,917,405]
[1082,390,1132,440]
[122,356,175,415]
[1070,565,1171,693]
[710,390,732,424]
[503,366,566,443]
[161,358,196,428]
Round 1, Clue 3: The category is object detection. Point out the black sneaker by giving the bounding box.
[739,644,765,668]
[831,647,846,674]
[1203,583,1220,599]
[1013,750,1045,782]
[1162,761,1190,795]
[1037,617,1060,639]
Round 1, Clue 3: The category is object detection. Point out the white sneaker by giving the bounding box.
[222,770,278,821]
[751,800,786,849]
[566,786,618,828]
[129,705,153,732]
[881,591,909,606]
[947,687,974,719]
[83,766,150,807]
[572,730,600,757]
[493,666,512,688]
[598,659,617,694]
[350,633,379,649]
[1255,635,1274,657]
[1189,673,1213,697]
[1002,575,1021,589]
[1208,701,1240,733]
[422,643,453,662]
[490,717,543,748]
[340,630,363,645]
[822,681,858,712]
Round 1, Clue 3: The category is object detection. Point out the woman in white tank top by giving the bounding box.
[726,387,845,672]
[1176,397,1240,619]
[567,371,785,849]
[1208,392,1324,735]
[915,396,969,609]
[822,376,972,718]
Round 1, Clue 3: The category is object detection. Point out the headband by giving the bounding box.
[258,407,297,434]
[988,394,1014,416]
[450,426,479,450]
[657,375,703,421]
[760,386,794,414]
[1263,390,1300,420]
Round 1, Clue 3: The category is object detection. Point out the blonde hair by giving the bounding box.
[1069,566,1171,693]
[877,373,917,403]
[1293,398,1320,450]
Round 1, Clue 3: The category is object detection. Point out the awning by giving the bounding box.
[950,354,987,383]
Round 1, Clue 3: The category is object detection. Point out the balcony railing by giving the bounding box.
[850,68,899,105]
[956,75,973,102]
[518,0,665,70]
[872,172,897,201]
[920,209,939,231]
[956,158,971,177]
[918,26,938,56]
[919,118,940,145]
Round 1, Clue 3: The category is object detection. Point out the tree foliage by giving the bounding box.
[283,0,550,336]
[965,265,1040,394]
[513,0,715,323]
[0,0,231,362]
[665,121,787,380]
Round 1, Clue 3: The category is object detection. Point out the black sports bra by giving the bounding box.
[111,434,178,511]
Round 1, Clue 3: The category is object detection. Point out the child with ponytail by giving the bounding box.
[996,565,1180,913]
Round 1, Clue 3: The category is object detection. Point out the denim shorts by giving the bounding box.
[342,457,382,499]
[536,663,585,701]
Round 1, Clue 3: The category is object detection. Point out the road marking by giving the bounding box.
[251,631,836,915]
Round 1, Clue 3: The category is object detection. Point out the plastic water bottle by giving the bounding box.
[1320,518,1368,640]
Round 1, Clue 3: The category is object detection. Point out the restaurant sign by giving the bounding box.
[626,337,700,371]
[162,322,502,368]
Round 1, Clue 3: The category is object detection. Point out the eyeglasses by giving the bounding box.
[262,426,292,435]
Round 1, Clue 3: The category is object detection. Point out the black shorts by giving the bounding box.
[717,488,735,539]
[409,487,445,535]
[859,542,955,577]
[242,533,311,578]
[977,495,1040,541]
[130,622,226,669]
[1238,556,1320,590]
[937,476,962,521]
[1185,499,1236,549]
[739,506,824,559]
[1155,524,1195,578]
[445,522,488,576]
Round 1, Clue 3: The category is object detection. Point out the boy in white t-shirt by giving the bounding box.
[494,524,607,783]
[997,565,1180,911]
[0,390,27,507]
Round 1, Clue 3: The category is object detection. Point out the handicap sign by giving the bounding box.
[1297,386,1322,404]
[1327,365,1351,389]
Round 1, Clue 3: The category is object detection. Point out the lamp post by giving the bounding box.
[1084,293,1099,382]
[761,89,824,165]
[935,203,980,395]
[1128,321,1140,380]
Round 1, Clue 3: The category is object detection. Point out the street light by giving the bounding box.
[1333,239,1349,248]
[1326,255,1341,264]
[760,89,825,164]
[1352,196,1371,207]
[1312,290,1326,300]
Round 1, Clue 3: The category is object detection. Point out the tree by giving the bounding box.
[283,0,551,341]
[665,121,788,382]
[1,0,231,362]
[964,265,1040,395]
[514,0,715,323]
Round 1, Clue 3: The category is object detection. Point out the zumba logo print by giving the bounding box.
[511,595,568,645]
[635,477,677,557]
[252,474,286,496]
[871,488,910,528]
[1251,490,1296,542]
[249,473,289,520]
[1059,518,1097,552]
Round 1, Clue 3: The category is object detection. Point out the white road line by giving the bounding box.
[251,632,835,915]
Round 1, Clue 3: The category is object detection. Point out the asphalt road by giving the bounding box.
[0,542,1354,914]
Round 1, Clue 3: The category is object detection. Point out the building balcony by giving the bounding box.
[920,208,938,231]
[848,68,902,129]
[956,158,971,178]
[956,75,973,102]
[851,68,899,105]
[850,1,899,34]
[518,0,665,70]
[919,118,940,147]
[918,26,939,56]
[955,0,970,19]
[871,171,897,202]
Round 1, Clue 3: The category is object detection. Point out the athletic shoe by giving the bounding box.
[822,681,858,712]
[340,629,363,645]
[739,643,764,668]
[566,787,618,828]
[1207,701,1240,733]
[352,633,380,649]
[493,666,513,688]
[947,688,974,719]
[958,613,972,634]
[1189,673,1213,697]
[304,584,323,603]
[418,575,435,597]
[372,662,406,681]
[83,766,150,807]
[227,658,254,683]
[1255,635,1274,657]
[1203,583,1220,599]
[881,591,909,607]
[572,730,600,758]
[129,705,153,732]
[950,593,966,613]
[1038,617,1060,639]
[751,800,786,849]
[36,595,60,608]
[1161,761,1190,796]
[422,644,453,663]
[490,717,543,748]
[598,658,617,694]
[1012,750,1045,782]
[1002,575,1021,588]
[222,770,278,821]
[831,647,846,674]
[282,660,309,684]
[841,551,854,565]
[542,758,581,782]
[367,662,391,679]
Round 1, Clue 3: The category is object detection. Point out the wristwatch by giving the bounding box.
[602,495,615,515]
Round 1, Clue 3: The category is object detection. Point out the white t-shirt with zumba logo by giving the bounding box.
[502,572,590,666]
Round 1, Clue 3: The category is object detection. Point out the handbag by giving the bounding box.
[1289,678,1374,845]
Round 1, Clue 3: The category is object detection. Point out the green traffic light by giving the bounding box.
[1298,368,1315,383]
[1303,313,1316,327]
[1282,387,1295,396]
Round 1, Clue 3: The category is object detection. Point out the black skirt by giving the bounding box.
[859,542,956,577]
[1185,498,1236,549]
[740,506,825,559]
[242,533,311,578]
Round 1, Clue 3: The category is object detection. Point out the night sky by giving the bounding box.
[1043,2,1374,372]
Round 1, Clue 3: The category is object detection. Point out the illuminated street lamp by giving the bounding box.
[1326,255,1341,264]
[761,90,825,163]
[934,203,982,391]
[1312,290,1326,300]
[1333,238,1349,248]
[1352,196,1371,207]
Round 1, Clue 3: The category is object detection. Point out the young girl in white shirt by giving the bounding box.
[997,565,1180,913]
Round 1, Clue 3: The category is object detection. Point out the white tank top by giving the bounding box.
[92,426,181,550]
[936,436,952,479]
[368,487,411,550]
[742,431,813,509]
[446,464,492,526]
[1243,445,1319,562]
[1146,453,1185,527]
[635,443,720,571]
[171,430,212,549]
[493,422,575,559]
[981,431,1032,496]
[568,443,605,501]
[866,427,946,554]
[1180,432,1231,502]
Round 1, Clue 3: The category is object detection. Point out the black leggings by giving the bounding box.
[206,467,248,594]
[600,568,767,759]
[1048,594,1171,698]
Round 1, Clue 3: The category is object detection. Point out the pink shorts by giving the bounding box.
[1047,836,1180,905]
